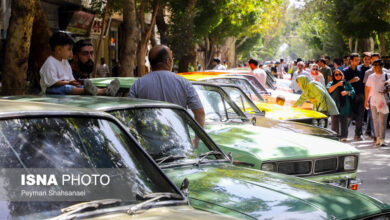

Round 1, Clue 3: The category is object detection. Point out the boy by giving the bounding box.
[40,32,119,96]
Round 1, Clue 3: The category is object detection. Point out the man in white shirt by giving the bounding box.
[248,58,266,86]
[365,59,389,146]
[97,57,110,77]
[212,58,226,70]
[290,61,312,94]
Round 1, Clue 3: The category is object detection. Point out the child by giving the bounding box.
[40,31,119,96]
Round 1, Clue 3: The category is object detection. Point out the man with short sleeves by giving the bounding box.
[248,58,266,86]
[129,45,205,127]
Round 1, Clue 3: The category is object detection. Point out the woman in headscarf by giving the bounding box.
[310,64,325,87]
[327,68,355,141]
[294,75,339,118]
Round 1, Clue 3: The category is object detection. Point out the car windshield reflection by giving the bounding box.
[110,108,227,166]
[0,117,178,219]
[221,86,262,115]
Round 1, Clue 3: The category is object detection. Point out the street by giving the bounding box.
[345,124,390,203]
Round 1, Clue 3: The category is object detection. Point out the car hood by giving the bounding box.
[253,116,337,138]
[164,164,390,219]
[253,101,327,120]
[73,206,237,220]
[205,123,357,161]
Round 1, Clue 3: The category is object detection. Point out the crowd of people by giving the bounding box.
[281,53,390,146]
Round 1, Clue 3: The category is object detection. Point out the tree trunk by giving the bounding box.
[93,0,110,78]
[178,0,198,72]
[137,0,160,76]
[28,0,51,94]
[156,7,168,44]
[119,0,138,77]
[361,38,370,52]
[348,38,353,52]
[379,32,386,57]
[2,0,35,95]
[354,39,358,53]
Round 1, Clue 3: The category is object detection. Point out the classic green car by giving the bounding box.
[0,99,235,220]
[6,96,390,219]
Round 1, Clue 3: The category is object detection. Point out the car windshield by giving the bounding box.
[0,117,177,219]
[220,86,262,115]
[202,78,265,102]
[193,85,247,123]
[110,108,227,166]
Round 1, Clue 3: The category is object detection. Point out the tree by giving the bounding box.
[119,0,138,77]
[2,0,35,95]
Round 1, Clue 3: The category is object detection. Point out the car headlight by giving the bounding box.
[312,119,318,126]
[344,156,357,170]
[319,119,326,127]
[261,163,276,171]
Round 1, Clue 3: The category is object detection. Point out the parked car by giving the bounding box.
[179,74,329,127]
[0,99,234,220]
[6,96,390,219]
[6,95,357,186]
[202,82,338,140]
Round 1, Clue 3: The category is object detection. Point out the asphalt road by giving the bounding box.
[342,123,390,204]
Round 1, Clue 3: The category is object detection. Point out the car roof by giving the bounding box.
[89,77,138,89]
[0,99,111,119]
[1,95,185,112]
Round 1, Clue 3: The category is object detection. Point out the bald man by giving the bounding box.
[129,45,205,127]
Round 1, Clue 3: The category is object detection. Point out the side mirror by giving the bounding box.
[227,152,233,163]
[180,178,189,197]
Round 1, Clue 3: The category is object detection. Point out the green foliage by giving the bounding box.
[89,0,128,17]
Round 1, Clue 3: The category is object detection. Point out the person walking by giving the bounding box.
[318,58,332,85]
[248,58,266,85]
[129,45,205,127]
[327,68,355,141]
[344,53,365,141]
[365,59,390,146]
[294,75,339,117]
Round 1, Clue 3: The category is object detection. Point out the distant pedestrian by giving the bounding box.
[248,58,266,86]
[365,59,390,146]
[112,60,120,77]
[212,58,226,70]
[310,64,325,87]
[290,61,312,94]
[327,68,355,141]
[96,57,110,77]
[318,58,332,85]
[294,75,339,117]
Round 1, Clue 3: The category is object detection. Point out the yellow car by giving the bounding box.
[179,73,328,127]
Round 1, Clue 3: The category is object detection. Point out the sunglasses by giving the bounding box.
[312,68,318,71]
[334,74,342,76]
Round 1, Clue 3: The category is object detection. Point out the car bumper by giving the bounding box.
[305,173,360,190]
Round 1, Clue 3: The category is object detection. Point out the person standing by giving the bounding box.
[96,57,110,77]
[248,58,266,86]
[365,59,390,146]
[327,68,355,141]
[318,58,332,85]
[294,75,339,117]
[358,53,374,138]
[129,45,205,127]
[290,61,312,94]
[310,64,325,87]
[212,58,226,70]
[344,53,365,141]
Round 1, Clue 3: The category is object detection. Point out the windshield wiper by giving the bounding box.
[51,198,122,219]
[156,155,186,165]
[195,151,222,166]
[128,192,182,215]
